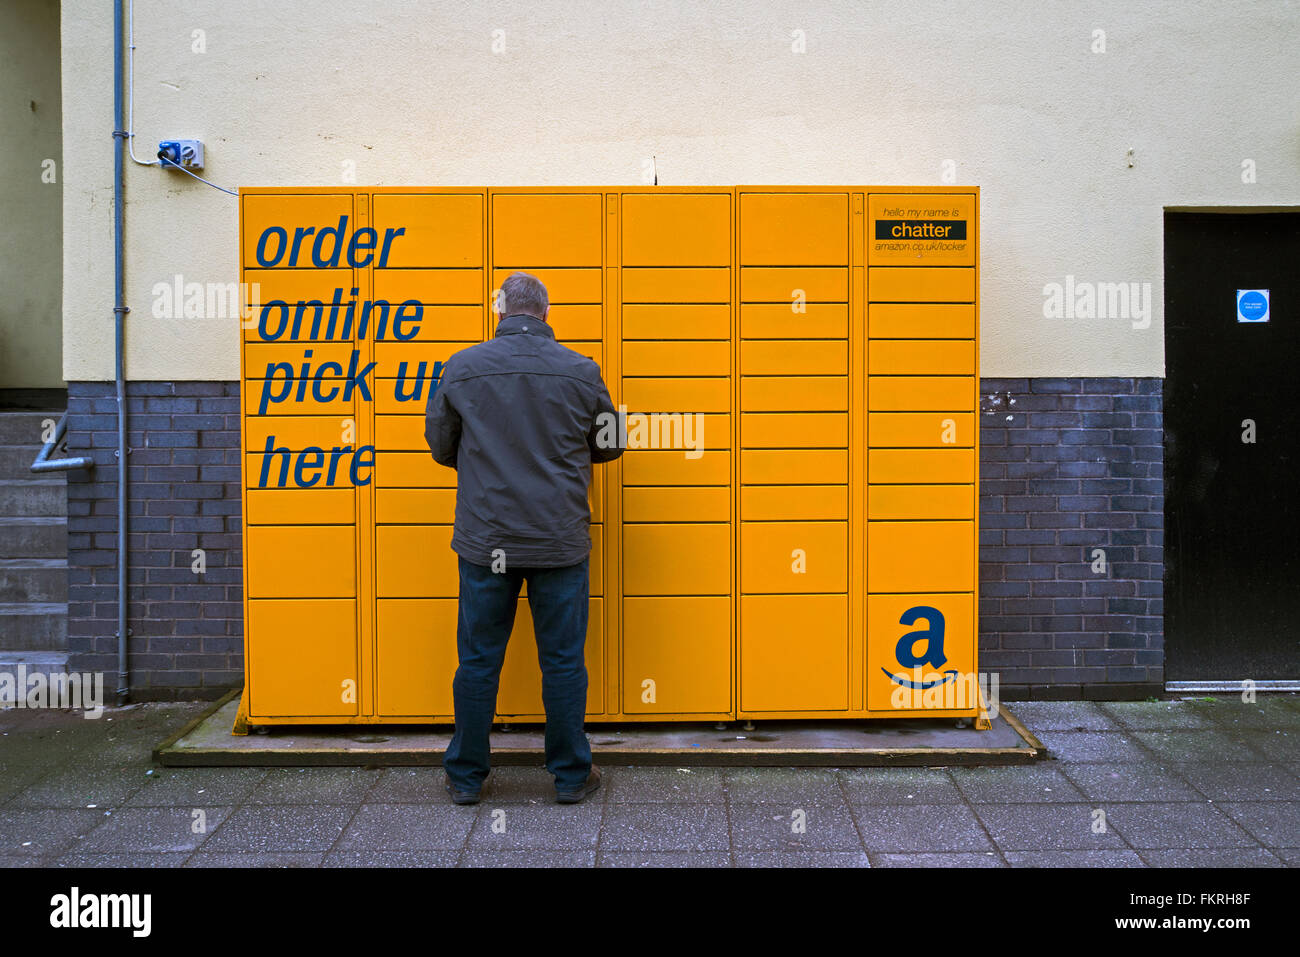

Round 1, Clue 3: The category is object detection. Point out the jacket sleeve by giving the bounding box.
[424,364,461,470]
[587,370,624,463]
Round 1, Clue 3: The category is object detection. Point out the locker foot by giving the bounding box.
[499,723,514,733]
[713,722,727,731]
[955,718,970,729]
[251,724,270,735]
[742,721,755,732]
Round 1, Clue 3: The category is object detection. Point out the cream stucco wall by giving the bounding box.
[2,0,63,388]
[62,0,1300,381]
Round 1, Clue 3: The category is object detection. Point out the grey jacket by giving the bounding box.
[424,314,623,567]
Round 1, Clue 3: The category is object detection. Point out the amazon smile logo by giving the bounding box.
[883,667,960,690]
[883,605,998,714]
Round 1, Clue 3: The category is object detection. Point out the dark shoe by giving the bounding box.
[444,773,485,805]
[556,767,601,804]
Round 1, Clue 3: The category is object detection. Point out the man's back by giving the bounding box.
[425,312,621,567]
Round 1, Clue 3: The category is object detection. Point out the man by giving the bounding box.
[425,271,623,805]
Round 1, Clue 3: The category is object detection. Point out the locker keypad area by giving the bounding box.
[237,186,980,726]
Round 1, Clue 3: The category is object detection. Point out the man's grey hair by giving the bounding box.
[498,271,549,320]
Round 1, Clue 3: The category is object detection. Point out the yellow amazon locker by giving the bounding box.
[236,185,981,730]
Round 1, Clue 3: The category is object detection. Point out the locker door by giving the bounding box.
[488,190,610,716]
[737,190,852,714]
[619,191,735,716]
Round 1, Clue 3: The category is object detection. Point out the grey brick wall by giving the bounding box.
[65,377,1164,702]
[66,381,243,701]
[979,377,1164,700]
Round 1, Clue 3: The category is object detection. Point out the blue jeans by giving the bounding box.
[443,555,593,793]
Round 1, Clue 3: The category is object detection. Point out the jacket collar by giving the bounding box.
[495,314,554,339]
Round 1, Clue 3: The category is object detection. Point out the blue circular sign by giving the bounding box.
[1239,291,1268,320]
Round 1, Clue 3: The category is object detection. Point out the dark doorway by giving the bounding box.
[1164,210,1300,682]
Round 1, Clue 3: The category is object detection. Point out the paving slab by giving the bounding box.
[872,851,1003,867]
[1105,803,1259,850]
[464,802,604,851]
[973,804,1128,851]
[735,850,873,867]
[77,805,234,854]
[728,803,863,851]
[598,804,728,852]
[840,767,964,804]
[1004,849,1144,867]
[1058,763,1202,803]
[949,765,1085,804]
[851,804,994,853]
[598,851,733,867]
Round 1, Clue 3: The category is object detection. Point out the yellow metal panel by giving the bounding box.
[742,412,847,448]
[868,376,974,412]
[622,267,731,303]
[498,598,604,716]
[376,525,457,597]
[376,488,456,524]
[373,450,457,487]
[741,339,847,375]
[622,377,731,413]
[740,303,847,339]
[375,414,429,451]
[868,412,976,448]
[867,193,977,267]
[246,526,357,598]
[372,269,484,306]
[622,341,730,377]
[373,382,450,416]
[242,194,353,268]
[869,484,975,520]
[375,598,458,716]
[490,267,602,304]
[622,304,730,340]
[740,449,847,485]
[740,521,847,594]
[244,380,354,417]
[869,267,974,303]
[740,268,848,303]
[741,595,848,711]
[741,376,848,412]
[247,451,361,491]
[869,448,976,484]
[867,593,976,713]
[622,597,731,714]
[623,524,731,595]
[739,193,848,265]
[245,415,359,453]
[867,521,975,592]
[537,304,602,341]
[868,340,975,376]
[245,488,356,525]
[623,486,730,523]
[248,599,358,717]
[492,193,603,265]
[740,485,848,521]
[373,193,484,268]
[869,303,975,339]
[621,450,731,486]
[622,193,731,267]
[244,341,357,373]
[374,341,479,380]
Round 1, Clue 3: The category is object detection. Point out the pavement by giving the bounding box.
[0,695,1296,867]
